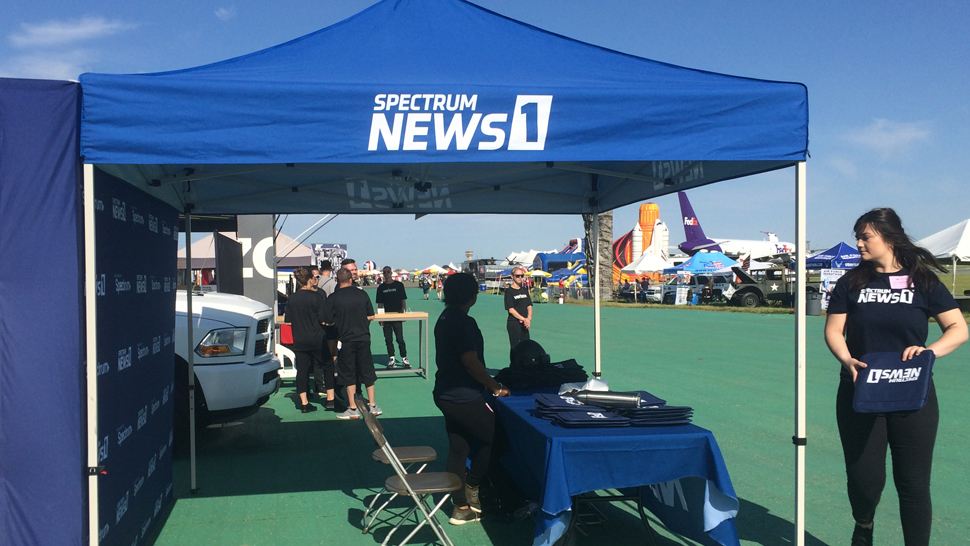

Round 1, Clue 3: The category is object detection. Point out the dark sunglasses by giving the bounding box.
[513,274,524,278]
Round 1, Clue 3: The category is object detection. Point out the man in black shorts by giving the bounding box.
[325,267,378,419]
[376,266,410,369]
[504,267,533,348]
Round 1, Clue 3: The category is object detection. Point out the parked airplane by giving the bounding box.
[677,191,795,259]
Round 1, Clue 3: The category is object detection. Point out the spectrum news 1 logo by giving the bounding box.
[368,93,552,152]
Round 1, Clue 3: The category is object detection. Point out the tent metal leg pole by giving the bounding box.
[186,213,198,493]
[953,256,957,295]
[592,205,602,377]
[794,161,807,546]
[83,163,101,546]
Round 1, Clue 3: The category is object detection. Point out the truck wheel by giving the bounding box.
[740,292,760,308]
[663,294,674,305]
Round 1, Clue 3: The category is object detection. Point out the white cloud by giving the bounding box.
[843,118,931,159]
[0,50,92,80]
[9,17,133,48]
[826,157,859,179]
[215,7,238,21]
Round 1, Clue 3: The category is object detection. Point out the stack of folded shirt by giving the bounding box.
[533,393,629,427]
[533,391,692,428]
[616,405,693,427]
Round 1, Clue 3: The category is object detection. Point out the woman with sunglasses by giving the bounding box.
[504,267,533,349]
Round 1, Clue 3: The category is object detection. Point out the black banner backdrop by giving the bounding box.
[94,168,178,546]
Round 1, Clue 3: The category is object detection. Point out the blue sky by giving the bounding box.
[3,1,968,269]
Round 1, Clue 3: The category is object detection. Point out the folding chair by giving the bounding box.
[356,396,461,546]
[361,425,438,533]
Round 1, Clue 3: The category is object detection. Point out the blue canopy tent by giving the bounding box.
[663,251,740,275]
[74,0,811,544]
[806,242,860,270]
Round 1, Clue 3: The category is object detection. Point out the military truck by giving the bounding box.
[728,267,818,307]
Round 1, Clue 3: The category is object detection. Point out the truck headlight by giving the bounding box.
[196,328,248,357]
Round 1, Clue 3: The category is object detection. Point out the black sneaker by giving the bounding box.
[465,484,481,513]
[851,523,873,546]
[301,404,317,414]
[324,400,335,411]
[448,506,480,526]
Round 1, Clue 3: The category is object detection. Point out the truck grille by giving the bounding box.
[256,319,269,334]
[254,339,268,355]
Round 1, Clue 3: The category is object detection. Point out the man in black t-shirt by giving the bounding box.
[324,267,378,419]
[504,267,533,348]
[376,266,409,369]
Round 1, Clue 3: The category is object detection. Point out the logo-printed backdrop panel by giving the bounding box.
[95,168,178,546]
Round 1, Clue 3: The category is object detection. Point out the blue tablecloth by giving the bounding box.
[495,395,740,546]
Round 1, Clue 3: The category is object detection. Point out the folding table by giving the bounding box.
[494,395,740,546]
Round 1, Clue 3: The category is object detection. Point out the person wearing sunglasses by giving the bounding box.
[504,267,533,349]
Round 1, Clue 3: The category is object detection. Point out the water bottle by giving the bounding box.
[575,390,641,409]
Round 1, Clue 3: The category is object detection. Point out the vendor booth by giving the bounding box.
[805,242,860,270]
[2,1,810,545]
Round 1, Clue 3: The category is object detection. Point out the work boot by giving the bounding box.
[465,484,481,513]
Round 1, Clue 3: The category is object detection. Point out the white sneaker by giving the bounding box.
[401,357,411,369]
[387,356,397,369]
[369,405,382,416]
[336,408,361,420]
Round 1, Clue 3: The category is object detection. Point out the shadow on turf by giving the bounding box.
[169,407,831,546]
[735,497,830,546]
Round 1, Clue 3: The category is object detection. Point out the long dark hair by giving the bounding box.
[845,208,947,292]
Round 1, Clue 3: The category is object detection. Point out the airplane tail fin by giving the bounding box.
[678,192,708,242]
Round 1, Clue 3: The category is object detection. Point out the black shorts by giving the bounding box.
[337,340,376,387]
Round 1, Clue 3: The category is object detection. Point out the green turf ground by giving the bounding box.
[150,288,970,546]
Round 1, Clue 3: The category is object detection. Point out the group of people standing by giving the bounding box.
[285,258,381,419]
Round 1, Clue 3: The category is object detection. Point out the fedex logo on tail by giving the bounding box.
[684,217,698,226]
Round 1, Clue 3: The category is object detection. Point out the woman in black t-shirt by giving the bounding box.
[433,273,510,526]
[824,208,967,546]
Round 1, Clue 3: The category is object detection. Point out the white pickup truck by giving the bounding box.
[174,291,280,433]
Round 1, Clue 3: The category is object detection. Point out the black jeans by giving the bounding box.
[507,319,530,349]
[434,396,506,507]
[382,321,407,357]
[836,377,938,546]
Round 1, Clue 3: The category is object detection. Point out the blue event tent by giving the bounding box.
[806,242,860,270]
[65,0,813,544]
[664,251,740,275]
[80,0,807,216]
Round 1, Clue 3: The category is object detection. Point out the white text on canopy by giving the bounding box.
[368,94,553,152]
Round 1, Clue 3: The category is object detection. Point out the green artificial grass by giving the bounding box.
[150,288,970,546]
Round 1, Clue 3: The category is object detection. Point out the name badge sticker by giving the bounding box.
[890,275,911,289]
